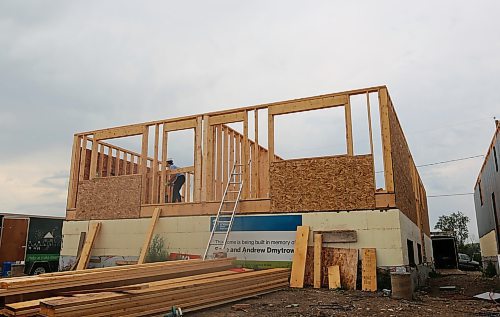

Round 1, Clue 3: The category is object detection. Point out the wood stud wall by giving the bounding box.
[67,85,429,245]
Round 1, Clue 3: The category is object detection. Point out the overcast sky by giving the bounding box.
[0,1,499,239]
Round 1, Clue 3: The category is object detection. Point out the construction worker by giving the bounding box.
[167,158,185,203]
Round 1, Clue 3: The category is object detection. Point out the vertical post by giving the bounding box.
[253,110,259,198]
[106,147,112,177]
[235,134,241,184]
[378,87,395,192]
[140,126,149,204]
[216,125,223,200]
[89,137,99,179]
[160,125,168,203]
[122,153,128,175]
[115,150,121,176]
[268,114,275,163]
[345,97,354,156]
[366,92,376,189]
[67,135,82,209]
[194,116,203,202]
[151,124,160,204]
[243,112,249,199]
[222,126,228,196]
[201,115,210,201]
[314,233,322,289]
[98,143,104,177]
[186,173,191,202]
[79,135,88,181]
[229,129,235,194]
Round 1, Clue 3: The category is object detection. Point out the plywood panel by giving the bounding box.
[304,247,358,290]
[75,175,142,220]
[328,265,341,289]
[362,248,377,291]
[388,105,418,224]
[270,155,376,212]
[290,226,309,288]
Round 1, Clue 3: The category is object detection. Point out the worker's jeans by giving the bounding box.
[172,175,186,203]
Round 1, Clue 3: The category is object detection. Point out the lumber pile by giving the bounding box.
[36,268,289,316]
[0,258,234,301]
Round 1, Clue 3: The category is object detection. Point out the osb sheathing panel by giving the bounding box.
[76,175,141,220]
[304,246,358,290]
[388,106,418,225]
[270,155,376,212]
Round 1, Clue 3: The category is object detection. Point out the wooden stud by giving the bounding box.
[235,134,241,184]
[366,92,374,156]
[194,116,203,202]
[378,87,395,192]
[253,110,260,198]
[242,111,249,199]
[186,173,191,202]
[98,143,105,177]
[140,126,150,204]
[106,146,112,177]
[290,226,310,288]
[67,135,82,209]
[222,126,228,195]
[313,233,322,289]
[229,130,235,194]
[361,248,377,291]
[122,152,128,175]
[201,115,210,201]
[137,208,161,264]
[151,124,160,204]
[216,125,223,200]
[206,124,215,200]
[268,114,274,163]
[89,138,99,179]
[94,125,144,140]
[345,99,354,156]
[328,266,341,289]
[160,126,168,204]
[76,222,101,270]
[115,150,121,176]
[78,135,88,181]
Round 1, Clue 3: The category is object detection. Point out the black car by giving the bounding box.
[458,253,481,271]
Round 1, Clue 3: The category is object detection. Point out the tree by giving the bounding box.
[434,211,470,248]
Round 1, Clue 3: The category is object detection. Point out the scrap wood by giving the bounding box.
[137,207,161,264]
[76,222,102,270]
[361,248,377,292]
[290,226,310,288]
[313,233,322,289]
[328,265,341,289]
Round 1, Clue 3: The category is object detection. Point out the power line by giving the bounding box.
[375,154,484,173]
[427,193,474,198]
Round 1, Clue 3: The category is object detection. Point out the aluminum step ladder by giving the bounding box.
[203,161,248,260]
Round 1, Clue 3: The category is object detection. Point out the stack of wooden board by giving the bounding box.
[37,268,289,317]
[0,258,234,300]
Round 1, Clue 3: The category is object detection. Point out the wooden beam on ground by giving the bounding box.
[76,222,102,270]
[313,233,322,289]
[362,248,377,292]
[138,208,161,264]
[290,226,309,288]
[328,265,341,289]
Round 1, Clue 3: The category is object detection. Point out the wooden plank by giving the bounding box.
[235,134,241,184]
[378,87,394,192]
[317,230,357,243]
[115,149,120,176]
[201,115,210,201]
[362,248,377,292]
[268,95,348,116]
[160,126,168,204]
[366,92,374,156]
[76,222,102,270]
[209,112,245,126]
[122,152,128,175]
[151,124,160,204]
[89,138,99,179]
[70,232,87,271]
[216,125,223,200]
[67,135,82,209]
[94,125,144,140]
[313,233,322,289]
[222,126,228,194]
[164,118,197,132]
[375,192,396,208]
[253,110,259,198]
[106,146,112,177]
[194,116,203,202]
[290,225,309,288]
[228,130,235,194]
[140,126,149,204]
[138,208,161,264]
[97,143,105,177]
[327,265,341,289]
[345,100,353,156]
[78,135,88,181]
[268,114,275,163]
[186,173,191,202]
[242,111,249,199]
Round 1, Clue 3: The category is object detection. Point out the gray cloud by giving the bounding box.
[0,1,499,238]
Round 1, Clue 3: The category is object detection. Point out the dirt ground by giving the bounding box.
[191,272,500,317]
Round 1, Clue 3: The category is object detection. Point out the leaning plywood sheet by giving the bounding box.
[361,248,377,291]
[290,226,309,288]
[270,155,376,212]
[304,247,358,290]
[75,175,141,220]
